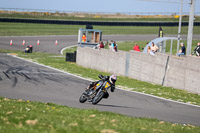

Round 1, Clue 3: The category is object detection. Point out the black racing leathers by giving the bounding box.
[88,75,115,92]
[192,45,200,56]
[87,75,115,98]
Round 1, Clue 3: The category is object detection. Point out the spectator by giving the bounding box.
[82,33,86,42]
[29,45,33,53]
[147,46,155,55]
[110,40,114,51]
[113,41,118,52]
[108,43,112,51]
[177,42,186,57]
[98,41,104,50]
[25,46,30,53]
[133,43,140,52]
[151,42,158,53]
[192,42,200,57]
[147,46,151,54]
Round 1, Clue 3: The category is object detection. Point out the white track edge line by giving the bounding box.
[60,45,77,55]
[8,54,200,108]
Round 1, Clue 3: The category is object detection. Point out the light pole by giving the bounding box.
[176,0,183,54]
[187,0,196,55]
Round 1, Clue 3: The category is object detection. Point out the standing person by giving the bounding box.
[82,33,86,42]
[192,42,200,57]
[113,41,118,52]
[29,45,33,53]
[110,40,114,51]
[108,43,112,51]
[98,41,104,50]
[151,42,158,53]
[133,43,140,52]
[177,42,186,56]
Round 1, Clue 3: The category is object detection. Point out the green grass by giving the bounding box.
[1,22,200,36]
[1,12,200,22]
[1,48,200,106]
[1,97,200,133]
[0,22,85,36]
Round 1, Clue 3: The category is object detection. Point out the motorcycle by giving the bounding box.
[79,75,111,105]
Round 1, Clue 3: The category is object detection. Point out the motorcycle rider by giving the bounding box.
[86,74,117,99]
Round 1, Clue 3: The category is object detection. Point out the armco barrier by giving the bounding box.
[76,47,200,94]
[1,18,200,26]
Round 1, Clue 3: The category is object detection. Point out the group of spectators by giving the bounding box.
[176,42,200,57]
[24,45,33,53]
[147,42,159,55]
[132,41,200,57]
[133,42,158,55]
[97,40,200,58]
[96,40,118,52]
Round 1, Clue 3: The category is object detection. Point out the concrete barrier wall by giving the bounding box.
[128,51,169,85]
[164,56,200,94]
[77,47,127,76]
[77,47,200,94]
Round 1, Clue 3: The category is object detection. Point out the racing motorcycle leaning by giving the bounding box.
[79,74,117,105]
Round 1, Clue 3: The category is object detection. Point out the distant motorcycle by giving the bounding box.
[79,75,113,105]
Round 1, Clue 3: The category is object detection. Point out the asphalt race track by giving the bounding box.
[0,35,200,126]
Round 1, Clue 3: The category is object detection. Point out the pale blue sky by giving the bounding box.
[0,0,200,15]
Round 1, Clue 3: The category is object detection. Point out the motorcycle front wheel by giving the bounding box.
[92,91,104,105]
[79,93,87,103]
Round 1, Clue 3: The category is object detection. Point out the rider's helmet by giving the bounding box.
[109,74,117,84]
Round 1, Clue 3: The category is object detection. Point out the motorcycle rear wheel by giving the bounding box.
[92,91,104,105]
[79,93,87,103]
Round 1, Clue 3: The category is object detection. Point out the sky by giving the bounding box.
[0,0,200,15]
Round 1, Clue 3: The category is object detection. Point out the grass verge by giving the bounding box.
[0,48,200,106]
[2,12,200,22]
[1,22,200,36]
[1,97,200,133]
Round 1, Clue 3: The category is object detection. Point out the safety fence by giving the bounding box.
[1,18,200,26]
[77,47,200,94]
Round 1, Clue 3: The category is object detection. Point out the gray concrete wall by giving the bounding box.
[164,56,200,94]
[76,47,200,94]
[77,47,127,76]
[128,51,169,85]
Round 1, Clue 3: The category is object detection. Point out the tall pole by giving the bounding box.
[187,0,195,55]
[177,0,183,54]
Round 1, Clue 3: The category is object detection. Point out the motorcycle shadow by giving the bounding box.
[95,103,139,110]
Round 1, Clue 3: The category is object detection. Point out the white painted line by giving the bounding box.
[117,88,200,108]
[8,53,200,108]
[60,45,77,55]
